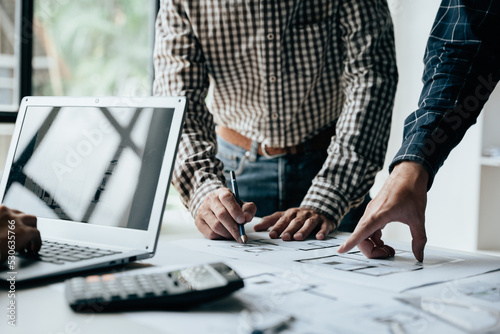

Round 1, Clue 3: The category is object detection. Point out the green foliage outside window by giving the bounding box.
[33,0,154,97]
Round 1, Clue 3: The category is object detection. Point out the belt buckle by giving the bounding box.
[261,141,287,159]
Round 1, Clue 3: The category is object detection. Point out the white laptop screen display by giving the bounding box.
[2,106,174,230]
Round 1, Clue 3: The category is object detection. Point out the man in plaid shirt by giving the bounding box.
[154,1,398,243]
[340,0,500,261]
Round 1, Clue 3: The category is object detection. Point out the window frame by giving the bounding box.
[0,0,161,123]
[0,0,28,122]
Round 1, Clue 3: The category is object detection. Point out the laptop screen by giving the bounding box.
[2,105,174,230]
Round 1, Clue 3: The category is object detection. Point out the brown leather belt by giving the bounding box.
[217,125,335,157]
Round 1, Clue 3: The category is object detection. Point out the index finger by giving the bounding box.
[338,216,386,254]
[16,226,41,252]
[20,214,37,228]
[241,202,257,222]
[409,221,427,262]
[218,189,246,224]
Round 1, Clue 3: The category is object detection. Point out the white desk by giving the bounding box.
[2,209,500,334]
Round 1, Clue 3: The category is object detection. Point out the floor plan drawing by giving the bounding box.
[458,281,500,302]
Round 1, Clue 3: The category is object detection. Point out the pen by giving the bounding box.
[230,171,247,244]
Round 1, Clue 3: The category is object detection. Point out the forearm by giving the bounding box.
[300,0,397,223]
[154,0,226,217]
[390,0,500,188]
[391,72,500,188]
[171,114,226,217]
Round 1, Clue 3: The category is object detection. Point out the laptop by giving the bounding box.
[0,96,186,284]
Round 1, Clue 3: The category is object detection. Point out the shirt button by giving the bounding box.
[271,113,279,120]
[269,75,277,83]
[267,33,275,40]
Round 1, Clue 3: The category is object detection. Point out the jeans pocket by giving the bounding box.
[218,151,248,177]
[216,138,248,177]
[217,149,238,171]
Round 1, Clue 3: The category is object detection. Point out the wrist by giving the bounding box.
[391,161,429,190]
[191,181,225,218]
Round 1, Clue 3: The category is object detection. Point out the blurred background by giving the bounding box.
[0,0,183,211]
[31,0,153,97]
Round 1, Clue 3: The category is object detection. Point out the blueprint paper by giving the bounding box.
[171,231,500,292]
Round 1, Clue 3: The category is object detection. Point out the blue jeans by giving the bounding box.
[216,136,369,232]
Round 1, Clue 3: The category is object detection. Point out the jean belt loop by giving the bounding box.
[248,140,259,162]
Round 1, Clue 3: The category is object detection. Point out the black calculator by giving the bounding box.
[65,262,244,312]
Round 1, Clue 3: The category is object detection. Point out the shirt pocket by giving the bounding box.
[285,1,335,77]
[294,0,335,26]
[285,19,331,77]
[201,1,257,78]
[220,0,255,59]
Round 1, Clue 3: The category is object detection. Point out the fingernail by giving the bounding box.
[317,233,324,240]
[295,233,303,240]
[381,246,391,258]
[237,215,245,224]
[283,233,291,241]
[269,230,278,239]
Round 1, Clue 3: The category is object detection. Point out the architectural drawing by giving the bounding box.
[458,281,500,302]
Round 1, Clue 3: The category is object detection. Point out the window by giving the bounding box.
[0,0,184,212]
[0,0,159,120]
[33,0,158,97]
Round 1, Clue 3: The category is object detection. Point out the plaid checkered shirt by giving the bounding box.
[390,0,500,188]
[154,0,398,224]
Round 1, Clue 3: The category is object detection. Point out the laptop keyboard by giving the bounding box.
[18,240,122,265]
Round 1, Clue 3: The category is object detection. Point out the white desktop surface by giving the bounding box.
[2,209,500,334]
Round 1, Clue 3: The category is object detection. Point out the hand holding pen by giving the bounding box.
[230,171,247,243]
[194,172,257,242]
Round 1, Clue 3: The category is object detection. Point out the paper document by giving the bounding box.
[172,231,500,292]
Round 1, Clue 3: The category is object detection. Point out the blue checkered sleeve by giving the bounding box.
[390,0,500,189]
